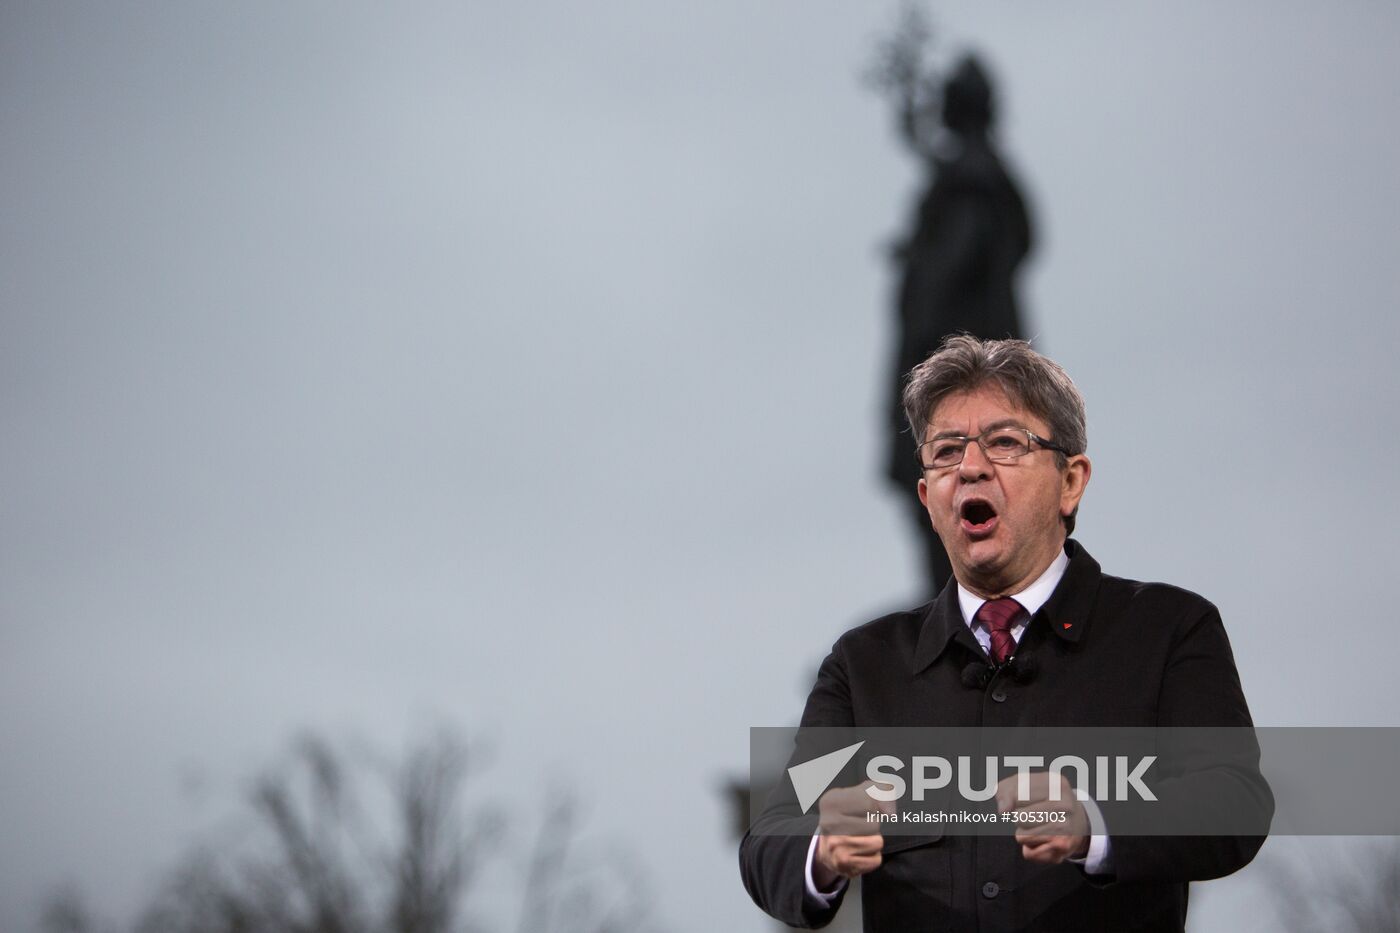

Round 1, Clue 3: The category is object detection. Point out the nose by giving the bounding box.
[958,436,995,481]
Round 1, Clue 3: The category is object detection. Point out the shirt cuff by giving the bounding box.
[805,833,848,904]
[1068,788,1114,876]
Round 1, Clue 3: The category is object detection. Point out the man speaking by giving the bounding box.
[739,336,1270,931]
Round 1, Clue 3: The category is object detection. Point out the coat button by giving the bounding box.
[982,881,1000,899]
[991,688,1008,703]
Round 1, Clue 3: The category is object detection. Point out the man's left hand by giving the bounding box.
[994,771,1090,864]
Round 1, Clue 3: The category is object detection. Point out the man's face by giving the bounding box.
[916,384,1091,597]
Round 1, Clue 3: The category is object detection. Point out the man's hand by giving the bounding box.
[812,780,896,889]
[995,771,1090,865]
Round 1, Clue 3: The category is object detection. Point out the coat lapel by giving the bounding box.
[911,539,1104,672]
[1036,538,1101,645]
[910,583,983,674]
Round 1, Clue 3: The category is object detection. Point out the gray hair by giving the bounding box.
[902,334,1087,532]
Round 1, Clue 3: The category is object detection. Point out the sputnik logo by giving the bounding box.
[787,741,865,813]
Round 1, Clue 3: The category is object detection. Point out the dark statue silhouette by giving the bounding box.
[874,34,1036,596]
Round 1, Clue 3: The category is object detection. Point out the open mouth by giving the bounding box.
[959,499,998,535]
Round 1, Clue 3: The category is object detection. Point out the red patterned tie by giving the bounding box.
[976,597,1024,665]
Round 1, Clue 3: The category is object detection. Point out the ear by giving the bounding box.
[918,476,931,511]
[1059,454,1091,520]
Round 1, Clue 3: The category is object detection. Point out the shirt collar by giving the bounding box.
[956,546,1071,628]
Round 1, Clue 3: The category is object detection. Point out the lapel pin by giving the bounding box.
[1062,622,1073,629]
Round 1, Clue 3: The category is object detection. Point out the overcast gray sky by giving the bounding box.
[3,2,1399,930]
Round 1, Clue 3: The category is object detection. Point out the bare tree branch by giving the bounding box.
[41,730,662,933]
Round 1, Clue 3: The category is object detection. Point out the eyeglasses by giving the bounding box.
[917,427,1069,471]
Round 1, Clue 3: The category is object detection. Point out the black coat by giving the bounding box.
[739,541,1271,932]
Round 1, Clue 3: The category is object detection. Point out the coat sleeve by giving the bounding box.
[738,642,858,928]
[1100,604,1274,883]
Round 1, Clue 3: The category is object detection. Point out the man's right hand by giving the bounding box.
[813,780,896,889]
